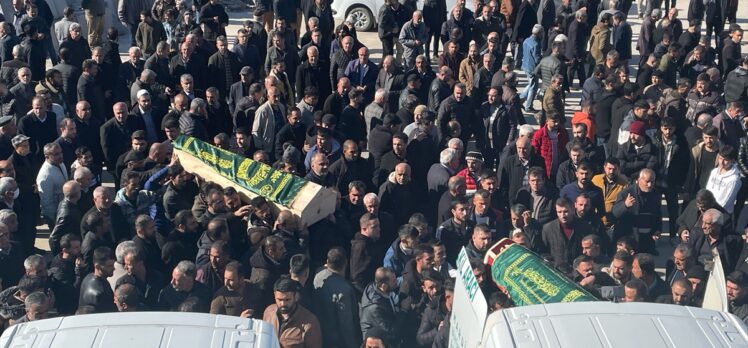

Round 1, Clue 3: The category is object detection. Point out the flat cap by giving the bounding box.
[11,134,29,147]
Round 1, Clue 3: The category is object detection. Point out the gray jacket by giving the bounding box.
[398,21,427,62]
[533,53,563,91]
[252,101,286,154]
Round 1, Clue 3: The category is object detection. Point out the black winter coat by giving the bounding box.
[615,138,660,178]
[540,218,592,266]
[49,199,82,254]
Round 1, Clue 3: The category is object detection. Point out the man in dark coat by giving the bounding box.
[612,13,633,63]
[722,27,743,78]
[515,167,560,226]
[162,165,199,221]
[53,48,81,113]
[170,43,207,92]
[687,209,742,273]
[100,103,145,171]
[144,42,172,87]
[207,37,241,99]
[477,88,517,170]
[78,246,116,313]
[368,114,401,169]
[360,268,401,347]
[377,0,410,58]
[440,6,472,54]
[329,35,355,89]
[119,47,145,90]
[274,107,306,160]
[688,0,705,22]
[436,83,473,142]
[509,0,537,64]
[246,235,289,308]
[49,181,82,255]
[608,83,636,154]
[379,163,424,227]
[198,0,228,41]
[615,120,659,178]
[349,214,385,295]
[227,67,253,117]
[17,96,57,161]
[0,23,18,65]
[58,24,91,72]
[540,197,592,267]
[566,10,588,88]
[329,141,374,195]
[612,169,662,254]
[179,99,210,142]
[637,10,659,67]
[312,247,362,348]
[436,197,476,266]
[77,59,106,121]
[498,137,546,209]
[295,45,330,104]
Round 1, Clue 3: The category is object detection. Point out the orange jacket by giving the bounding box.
[571,112,596,141]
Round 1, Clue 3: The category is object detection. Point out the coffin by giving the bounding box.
[172,135,337,226]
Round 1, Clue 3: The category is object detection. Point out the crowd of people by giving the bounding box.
[0,0,745,346]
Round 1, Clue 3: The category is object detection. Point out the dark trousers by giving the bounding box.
[567,58,586,88]
[633,231,657,254]
[705,20,724,47]
[129,23,138,45]
[425,24,442,57]
[482,148,501,173]
[381,35,396,58]
[663,186,681,235]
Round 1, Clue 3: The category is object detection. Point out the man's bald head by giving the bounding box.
[76,101,90,112]
[62,180,81,202]
[395,162,410,174]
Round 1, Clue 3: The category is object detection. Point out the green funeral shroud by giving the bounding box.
[490,243,598,306]
[172,135,307,206]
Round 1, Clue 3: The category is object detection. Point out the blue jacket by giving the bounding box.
[303,140,342,171]
[521,36,541,74]
[382,237,412,281]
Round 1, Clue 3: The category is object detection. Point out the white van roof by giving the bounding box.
[481,302,748,348]
[0,312,280,348]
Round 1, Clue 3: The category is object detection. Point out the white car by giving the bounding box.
[0,312,281,348]
[332,0,457,32]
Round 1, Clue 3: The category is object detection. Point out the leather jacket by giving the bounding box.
[78,273,116,313]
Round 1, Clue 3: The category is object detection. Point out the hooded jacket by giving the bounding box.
[360,282,401,347]
[350,232,383,295]
[248,247,289,308]
[705,164,742,214]
[114,188,156,226]
[382,237,413,279]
